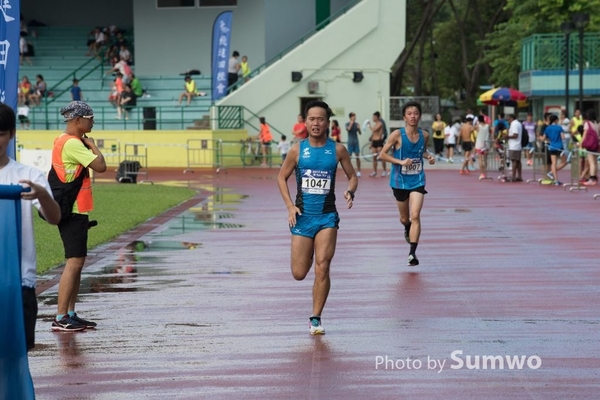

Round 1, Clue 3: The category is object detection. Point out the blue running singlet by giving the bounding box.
[295,139,338,215]
[389,128,426,190]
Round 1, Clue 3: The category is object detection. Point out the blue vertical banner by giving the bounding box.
[0,185,35,400]
[211,11,232,101]
[0,0,20,158]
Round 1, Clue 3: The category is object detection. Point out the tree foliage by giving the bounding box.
[482,0,600,87]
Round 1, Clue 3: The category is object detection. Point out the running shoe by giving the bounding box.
[381,171,387,177]
[407,254,419,266]
[582,179,598,186]
[479,174,487,180]
[51,316,86,332]
[309,316,325,335]
[546,172,555,180]
[71,313,97,329]
[459,170,465,175]
[553,181,563,186]
[369,172,377,177]
[356,171,362,177]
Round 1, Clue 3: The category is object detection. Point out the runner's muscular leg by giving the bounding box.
[291,235,314,281]
[311,228,337,317]
[407,192,424,243]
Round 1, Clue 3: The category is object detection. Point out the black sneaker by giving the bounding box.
[407,254,419,266]
[51,316,86,332]
[71,313,97,329]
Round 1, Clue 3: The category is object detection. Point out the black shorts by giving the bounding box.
[462,142,473,152]
[392,186,428,202]
[58,213,89,258]
[371,139,384,149]
[549,150,563,157]
[446,144,456,149]
[22,287,38,351]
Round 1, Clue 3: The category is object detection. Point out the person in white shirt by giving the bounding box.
[474,115,490,179]
[0,104,61,351]
[19,34,32,66]
[445,120,460,163]
[277,134,291,166]
[17,102,30,130]
[507,114,523,181]
[560,110,571,151]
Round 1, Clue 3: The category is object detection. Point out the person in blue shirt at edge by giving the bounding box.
[277,100,358,336]
[378,101,435,267]
[541,114,568,185]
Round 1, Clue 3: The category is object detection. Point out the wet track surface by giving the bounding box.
[29,166,600,399]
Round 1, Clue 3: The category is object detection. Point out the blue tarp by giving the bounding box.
[0,185,35,400]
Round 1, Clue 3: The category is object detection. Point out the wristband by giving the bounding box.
[347,190,355,200]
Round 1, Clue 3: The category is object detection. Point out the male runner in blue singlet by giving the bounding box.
[378,101,435,266]
[277,100,358,335]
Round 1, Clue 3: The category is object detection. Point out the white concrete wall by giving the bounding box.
[132,0,266,76]
[217,0,405,143]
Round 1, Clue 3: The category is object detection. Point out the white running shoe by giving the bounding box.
[369,172,377,177]
[381,171,387,177]
[309,317,325,335]
[356,171,362,178]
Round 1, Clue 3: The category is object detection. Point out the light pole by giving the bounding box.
[561,21,575,116]
[573,13,590,112]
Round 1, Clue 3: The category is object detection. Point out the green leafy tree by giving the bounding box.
[482,0,600,87]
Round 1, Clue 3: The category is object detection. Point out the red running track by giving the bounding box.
[29,166,600,399]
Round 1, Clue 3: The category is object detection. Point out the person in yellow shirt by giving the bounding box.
[177,75,207,106]
[570,109,583,135]
[431,113,447,160]
[240,55,251,83]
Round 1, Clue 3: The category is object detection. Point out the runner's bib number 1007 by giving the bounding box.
[301,169,332,194]
[402,159,422,175]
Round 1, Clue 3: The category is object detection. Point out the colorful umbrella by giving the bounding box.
[479,87,528,107]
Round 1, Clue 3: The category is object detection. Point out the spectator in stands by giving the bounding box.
[108,78,119,108]
[129,74,143,98]
[106,56,132,83]
[119,84,136,121]
[17,101,31,130]
[114,73,125,119]
[177,75,206,106]
[240,55,250,83]
[228,50,240,93]
[28,75,47,106]
[19,33,32,66]
[71,79,83,102]
[119,44,132,65]
[86,27,106,57]
[18,76,32,106]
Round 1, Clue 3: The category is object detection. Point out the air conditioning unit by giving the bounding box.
[308,81,320,94]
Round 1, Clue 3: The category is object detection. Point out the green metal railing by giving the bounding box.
[41,56,107,129]
[227,0,363,92]
[28,106,210,130]
[521,33,600,72]
[213,105,286,138]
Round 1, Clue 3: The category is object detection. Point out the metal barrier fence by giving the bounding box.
[526,141,549,184]
[479,140,507,181]
[184,139,225,174]
[122,144,151,184]
[563,149,587,192]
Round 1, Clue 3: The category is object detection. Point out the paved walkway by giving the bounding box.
[28,164,600,399]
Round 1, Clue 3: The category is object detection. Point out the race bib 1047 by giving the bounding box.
[301,169,332,194]
[401,159,422,175]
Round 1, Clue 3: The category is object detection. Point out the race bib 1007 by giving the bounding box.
[401,159,422,175]
[301,169,332,194]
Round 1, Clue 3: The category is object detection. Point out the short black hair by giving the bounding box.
[259,116,266,124]
[232,50,239,57]
[281,134,287,140]
[549,114,559,124]
[304,100,333,120]
[401,101,421,116]
[0,103,16,131]
[477,115,485,123]
[373,111,381,118]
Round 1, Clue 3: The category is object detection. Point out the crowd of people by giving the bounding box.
[428,107,600,186]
